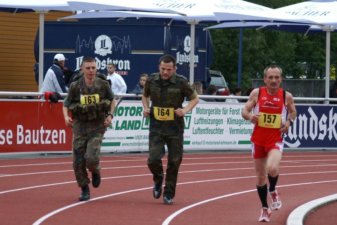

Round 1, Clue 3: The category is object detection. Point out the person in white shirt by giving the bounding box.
[41,53,68,93]
[226,87,242,103]
[106,63,127,95]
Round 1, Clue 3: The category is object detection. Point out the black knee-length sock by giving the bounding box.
[268,174,279,192]
[257,184,268,208]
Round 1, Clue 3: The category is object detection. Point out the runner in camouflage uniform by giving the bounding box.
[142,54,199,204]
[63,56,115,201]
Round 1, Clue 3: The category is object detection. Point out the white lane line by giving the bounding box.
[0,173,150,195]
[32,176,259,225]
[31,174,337,225]
[162,179,337,225]
[0,162,253,178]
[2,167,337,194]
[0,155,249,168]
[0,169,74,178]
[32,186,152,225]
[0,162,71,168]
[2,161,337,179]
[0,181,75,195]
[1,153,337,168]
[0,158,146,168]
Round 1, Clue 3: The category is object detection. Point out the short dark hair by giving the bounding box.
[82,56,95,64]
[232,87,242,94]
[159,54,176,66]
[140,73,148,78]
[206,85,217,95]
[107,62,116,67]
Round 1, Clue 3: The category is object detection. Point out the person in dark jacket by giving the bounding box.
[329,79,337,104]
[63,56,115,201]
[142,54,199,205]
[131,73,148,95]
[40,53,68,93]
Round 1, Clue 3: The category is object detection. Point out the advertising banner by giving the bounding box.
[285,105,337,148]
[103,102,337,152]
[1,100,336,154]
[0,101,72,153]
[40,21,211,90]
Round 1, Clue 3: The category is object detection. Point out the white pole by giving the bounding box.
[189,21,196,84]
[325,30,331,104]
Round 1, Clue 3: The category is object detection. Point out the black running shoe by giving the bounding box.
[163,195,173,205]
[92,172,101,188]
[79,185,90,201]
[153,183,162,199]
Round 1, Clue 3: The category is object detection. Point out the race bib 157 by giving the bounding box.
[258,112,281,128]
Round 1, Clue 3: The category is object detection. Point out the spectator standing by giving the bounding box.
[192,81,203,95]
[131,73,148,94]
[226,87,242,103]
[204,84,218,102]
[40,53,68,93]
[245,87,254,96]
[329,79,337,104]
[106,63,127,95]
[142,54,199,205]
[62,57,115,201]
[241,65,296,222]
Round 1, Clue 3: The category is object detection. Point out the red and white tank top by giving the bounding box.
[251,87,287,147]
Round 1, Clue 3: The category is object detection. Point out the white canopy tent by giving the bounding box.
[205,1,337,100]
[0,0,72,91]
[66,0,310,83]
[205,21,313,30]
[0,0,181,90]
[204,21,315,87]
[277,0,337,101]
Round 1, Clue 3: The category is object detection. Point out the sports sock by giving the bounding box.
[257,184,268,208]
[268,174,279,192]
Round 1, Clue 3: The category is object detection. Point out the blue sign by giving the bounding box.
[285,105,337,148]
[36,19,213,91]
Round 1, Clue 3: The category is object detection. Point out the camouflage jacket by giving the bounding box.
[64,76,114,134]
[143,73,197,134]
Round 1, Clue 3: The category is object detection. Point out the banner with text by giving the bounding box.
[0,101,72,153]
[1,101,336,153]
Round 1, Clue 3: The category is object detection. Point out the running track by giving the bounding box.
[0,151,336,225]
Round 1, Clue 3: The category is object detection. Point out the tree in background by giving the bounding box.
[210,0,337,90]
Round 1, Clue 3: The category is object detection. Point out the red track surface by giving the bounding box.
[1,151,337,225]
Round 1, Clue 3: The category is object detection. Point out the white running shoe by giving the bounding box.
[258,207,272,222]
[269,190,282,210]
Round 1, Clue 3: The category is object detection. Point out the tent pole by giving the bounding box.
[325,30,331,104]
[189,21,196,84]
[237,28,243,88]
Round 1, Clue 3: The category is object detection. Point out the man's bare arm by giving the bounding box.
[242,88,259,123]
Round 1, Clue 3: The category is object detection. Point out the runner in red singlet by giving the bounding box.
[242,65,297,222]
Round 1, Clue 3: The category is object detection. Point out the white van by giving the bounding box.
[209,70,229,95]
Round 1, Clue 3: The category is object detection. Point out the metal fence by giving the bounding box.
[251,79,327,98]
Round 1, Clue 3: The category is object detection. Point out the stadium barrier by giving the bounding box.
[0,92,336,154]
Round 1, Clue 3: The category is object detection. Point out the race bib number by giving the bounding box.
[80,94,100,105]
[153,106,174,121]
[258,112,281,128]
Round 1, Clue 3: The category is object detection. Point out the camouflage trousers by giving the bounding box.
[147,132,183,198]
[72,132,103,187]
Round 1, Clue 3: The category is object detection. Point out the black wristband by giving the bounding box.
[107,113,113,119]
